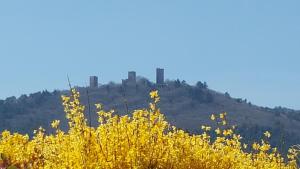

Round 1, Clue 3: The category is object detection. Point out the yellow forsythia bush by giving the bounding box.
[0,89,299,169]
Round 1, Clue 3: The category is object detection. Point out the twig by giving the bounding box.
[86,87,92,127]
[67,75,72,91]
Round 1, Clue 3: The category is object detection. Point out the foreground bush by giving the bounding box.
[0,89,299,169]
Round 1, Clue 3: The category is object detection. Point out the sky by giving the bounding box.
[0,0,300,109]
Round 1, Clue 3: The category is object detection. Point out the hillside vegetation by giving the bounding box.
[0,78,300,154]
[0,89,298,169]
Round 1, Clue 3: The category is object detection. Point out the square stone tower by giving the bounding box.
[156,68,164,85]
[128,71,136,83]
[89,76,98,88]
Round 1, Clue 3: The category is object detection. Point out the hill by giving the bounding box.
[0,78,300,154]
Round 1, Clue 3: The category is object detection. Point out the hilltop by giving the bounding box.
[0,77,300,154]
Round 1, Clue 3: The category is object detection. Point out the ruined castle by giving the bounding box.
[89,68,164,88]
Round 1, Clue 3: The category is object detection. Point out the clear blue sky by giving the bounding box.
[0,1,300,109]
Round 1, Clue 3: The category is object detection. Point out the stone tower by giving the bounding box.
[156,68,164,85]
[89,76,98,88]
[128,71,136,83]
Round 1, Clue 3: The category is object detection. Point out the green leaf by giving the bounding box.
[7,165,19,169]
[0,153,4,160]
[0,153,7,162]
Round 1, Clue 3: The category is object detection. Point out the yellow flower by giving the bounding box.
[264,131,271,138]
[51,120,60,129]
[252,142,260,151]
[201,125,211,131]
[222,120,227,125]
[215,128,221,135]
[210,114,216,121]
[260,143,271,152]
[95,103,103,110]
[150,90,158,99]
[220,112,227,119]
[220,113,224,119]
[206,126,211,131]
[223,129,233,136]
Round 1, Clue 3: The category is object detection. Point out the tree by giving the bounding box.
[189,87,213,103]
[5,96,17,104]
[196,81,208,89]
[196,81,204,88]
[203,82,208,89]
[174,79,181,88]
